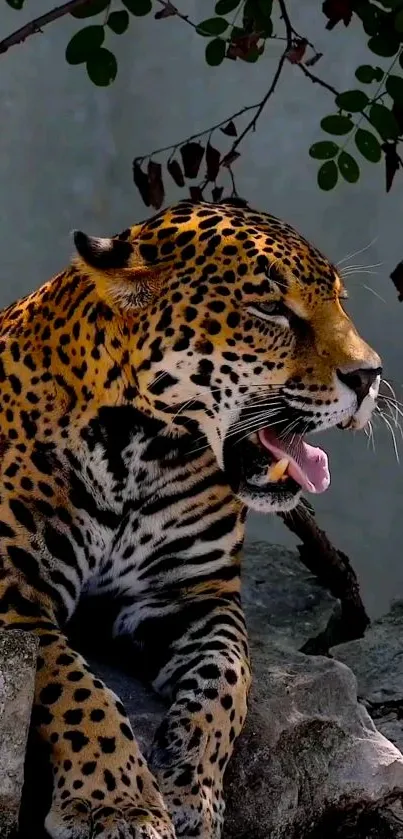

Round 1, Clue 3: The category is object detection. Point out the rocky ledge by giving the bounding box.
[3,542,403,838]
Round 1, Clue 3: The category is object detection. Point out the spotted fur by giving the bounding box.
[0,199,381,838]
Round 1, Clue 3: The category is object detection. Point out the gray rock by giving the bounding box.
[0,630,38,838]
[331,600,403,754]
[224,644,403,839]
[94,546,403,839]
[95,640,403,839]
[241,540,338,649]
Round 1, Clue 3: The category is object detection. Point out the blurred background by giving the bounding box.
[1,0,402,617]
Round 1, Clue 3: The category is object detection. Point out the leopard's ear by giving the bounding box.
[73,231,167,310]
[73,231,133,270]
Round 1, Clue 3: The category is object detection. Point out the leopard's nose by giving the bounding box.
[336,366,382,406]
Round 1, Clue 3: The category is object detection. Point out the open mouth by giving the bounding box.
[257,427,330,494]
[223,417,330,505]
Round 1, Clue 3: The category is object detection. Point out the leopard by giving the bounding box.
[0,197,381,839]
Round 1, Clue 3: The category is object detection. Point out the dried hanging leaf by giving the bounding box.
[382,142,400,193]
[286,38,308,65]
[305,51,323,67]
[212,185,224,202]
[155,1,176,18]
[132,158,151,207]
[220,196,248,208]
[226,45,237,61]
[147,160,165,209]
[222,150,240,167]
[392,102,403,134]
[226,32,262,61]
[322,0,353,30]
[220,120,237,137]
[241,0,273,39]
[180,142,205,179]
[390,260,403,302]
[189,186,204,201]
[206,142,221,181]
[167,158,185,187]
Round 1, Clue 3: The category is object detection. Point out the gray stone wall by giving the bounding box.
[0,0,402,616]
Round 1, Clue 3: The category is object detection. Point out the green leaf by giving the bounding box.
[368,34,400,56]
[86,48,118,85]
[65,25,105,65]
[243,0,272,36]
[335,89,369,112]
[386,74,403,104]
[309,141,339,160]
[107,10,130,33]
[320,114,354,135]
[231,25,244,39]
[338,151,360,183]
[317,160,338,191]
[71,0,109,18]
[355,3,385,36]
[122,0,152,15]
[5,0,25,8]
[373,66,385,81]
[215,0,240,13]
[355,128,382,162]
[261,19,273,37]
[355,64,384,83]
[258,0,273,12]
[196,17,229,36]
[205,38,226,66]
[369,103,399,139]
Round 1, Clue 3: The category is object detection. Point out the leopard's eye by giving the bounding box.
[247,300,290,326]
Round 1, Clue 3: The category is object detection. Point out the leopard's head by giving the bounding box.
[75,198,382,513]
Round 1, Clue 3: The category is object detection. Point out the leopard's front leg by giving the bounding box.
[36,627,175,839]
[1,601,174,839]
[126,589,251,839]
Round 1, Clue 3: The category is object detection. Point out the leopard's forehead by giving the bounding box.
[127,200,339,298]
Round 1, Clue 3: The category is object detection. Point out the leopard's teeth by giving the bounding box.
[268,457,290,483]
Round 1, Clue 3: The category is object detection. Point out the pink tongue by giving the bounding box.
[258,428,330,494]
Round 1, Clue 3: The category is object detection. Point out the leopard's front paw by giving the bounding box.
[45,798,175,839]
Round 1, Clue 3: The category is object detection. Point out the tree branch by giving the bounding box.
[0,0,91,55]
[278,502,370,655]
[132,1,347,203]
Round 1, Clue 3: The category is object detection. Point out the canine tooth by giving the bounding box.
[268,458,290,483]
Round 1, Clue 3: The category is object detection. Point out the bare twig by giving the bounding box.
[298,62,340,97]
[225,46,290,160]
[221,0,294,159]
[0,0,91,55]
[135,102,266,162]
[155,0,198,30]
[277,0,293,45]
